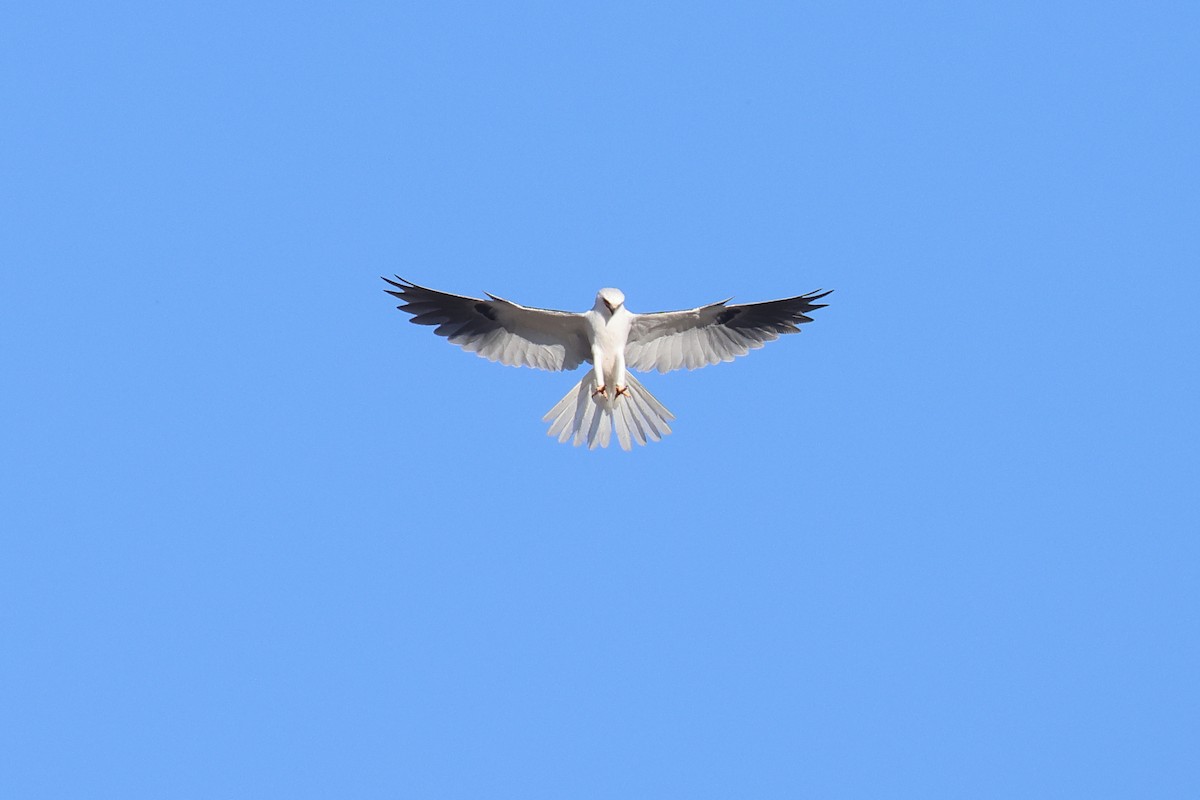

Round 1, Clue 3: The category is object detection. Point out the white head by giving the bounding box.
[595,287,626,315]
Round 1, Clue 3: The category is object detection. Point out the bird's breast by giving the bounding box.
[592,316,630,349]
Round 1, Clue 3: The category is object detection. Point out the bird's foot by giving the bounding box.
[592,384,607,398]
[614,385,630,399]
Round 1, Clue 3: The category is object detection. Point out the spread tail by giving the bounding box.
[542,369,674,451]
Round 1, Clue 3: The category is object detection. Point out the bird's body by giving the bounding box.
[585,288,632,400]
[383,278,830,450]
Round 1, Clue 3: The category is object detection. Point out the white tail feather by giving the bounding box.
[542,369,674,450]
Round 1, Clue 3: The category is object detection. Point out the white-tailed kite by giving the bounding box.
[383,277,831,450]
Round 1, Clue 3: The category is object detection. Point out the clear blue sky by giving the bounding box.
[3,1,1197,797]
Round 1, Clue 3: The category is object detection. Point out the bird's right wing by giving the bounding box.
[383,277,592,371]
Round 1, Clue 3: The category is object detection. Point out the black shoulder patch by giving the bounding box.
[715,307,741,325]
[474,302,498,321]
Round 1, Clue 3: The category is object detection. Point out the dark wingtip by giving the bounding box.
[383,277,423,303]
[803,288,833,311]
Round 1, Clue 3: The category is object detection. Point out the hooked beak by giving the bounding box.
[603,299,616,313]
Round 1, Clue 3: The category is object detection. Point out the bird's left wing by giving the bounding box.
[383,277,592,371]
[626,289,832,373]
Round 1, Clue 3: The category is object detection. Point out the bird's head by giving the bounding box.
[596,288,626,315]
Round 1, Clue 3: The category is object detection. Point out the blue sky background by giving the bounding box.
[3,1,1198,797]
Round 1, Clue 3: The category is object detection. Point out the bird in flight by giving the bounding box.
[383,277,831,450]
